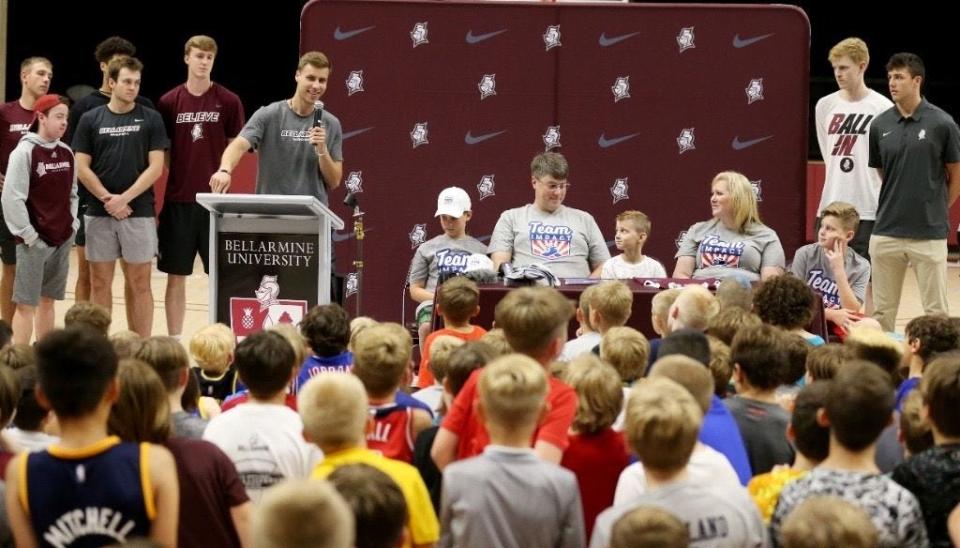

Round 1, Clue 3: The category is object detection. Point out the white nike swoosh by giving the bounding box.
[334,25,376,40]
[466,29,508,44]
[731,135,773,150]
[343,127,374,140]
[882,131,893,137]
[134,119,144,122]
[598,132,642,148]
[598,32,640,47]
[732,33,775,48]
[464,130,507,145]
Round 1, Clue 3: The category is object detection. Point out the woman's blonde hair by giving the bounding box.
[713,170,761,232]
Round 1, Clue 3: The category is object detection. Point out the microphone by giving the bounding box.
[313,100,325,128]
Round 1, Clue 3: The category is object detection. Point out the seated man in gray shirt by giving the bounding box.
[489,152,609,279]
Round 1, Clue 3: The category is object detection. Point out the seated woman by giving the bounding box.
[673,171,784,282]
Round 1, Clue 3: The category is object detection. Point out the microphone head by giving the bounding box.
[314,100,325,111]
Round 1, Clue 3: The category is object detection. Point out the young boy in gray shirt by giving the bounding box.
[591,377,765,548]
[440,354,585,548]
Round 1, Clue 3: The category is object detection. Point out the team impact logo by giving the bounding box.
[477,175,496,200]
[543,125,561,151]
[677,127,696,154]
[745,78,764,104]
[230,275,308,340]
[346,70,365,96]
[410,22,429,47]
[610,178,629,204]
[676,27,695,53]
[699,234,745,268]
[612,76,630,103]
[345,171,363,194]
[529,222,573,261]
[478,74,497,100]
[410,122,429,148]
[409,223,427,248]
[543,25,561,51]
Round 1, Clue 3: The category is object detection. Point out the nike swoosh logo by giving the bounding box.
[731,135,773,150]
[732,33,774,48]
[882,131,893,137]
[334,25,376,41]
[466,29,508,44]
[464,130,507,145]
[598,32,640,47]
[343,127,374,140]
[598,132,642,149]
[134,119,144,122]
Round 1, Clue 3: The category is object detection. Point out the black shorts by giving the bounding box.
[157,202,209,275]
[815,217,874,262]
[0,210,16,265]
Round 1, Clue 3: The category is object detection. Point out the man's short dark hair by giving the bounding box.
[12,366,47,431]
[36,329,118,419]
[235,331,296,399]
[328,464,407,548]
[658,328,710,367]
[730,324,787,390]
[300,304,350,357]
[826,360,894,451]
[886,52,925,82]
[94,36,136,64]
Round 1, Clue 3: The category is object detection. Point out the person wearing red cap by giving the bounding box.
[0,94,78,344]
[0,56,53,325]
[157,35,245,341]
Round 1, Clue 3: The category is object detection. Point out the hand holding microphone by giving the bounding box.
[310,100,328,156]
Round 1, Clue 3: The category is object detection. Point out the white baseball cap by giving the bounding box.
[435,187,472,218]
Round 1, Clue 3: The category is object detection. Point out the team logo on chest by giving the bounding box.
[191,122,203,142]
[435,248,473,276]
[528,221,572,260]
[699,234,745,268]
[806,268,841,309]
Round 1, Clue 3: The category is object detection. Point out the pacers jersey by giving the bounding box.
[20,436,154,547]
[367,404,415,463]
[194,365,240,403]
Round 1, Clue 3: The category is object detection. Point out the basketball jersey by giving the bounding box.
[193,365,240,403]
[367,404,415,463]
[20,436,153,547]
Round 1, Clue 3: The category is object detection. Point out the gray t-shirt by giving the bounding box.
[239,100,343,205]
[772,468,928,548]
[676,219,785,281]
[488,204,610,279]
[590,479,766,548]
[722,397,794,476]
[790,243,871,309]
[408,234,488,293]
[172,410,208,439]
[440,446,585,548]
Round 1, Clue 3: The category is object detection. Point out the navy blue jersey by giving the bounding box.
[20,436,153,547]
[194,365,240,403]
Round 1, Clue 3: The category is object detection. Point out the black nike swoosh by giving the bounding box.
[598,32,640,47]
[465,29,508,44]
[464,130,507,145]
[731,135,773,150]
[732,33,774,48]
[598,132,642,148]
[334,26,376,40]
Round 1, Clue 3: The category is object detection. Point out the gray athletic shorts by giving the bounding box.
[84,216,157,263]
[13,237,74,306]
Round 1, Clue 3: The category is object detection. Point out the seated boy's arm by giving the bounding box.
[533,440,564,464]
[5,455,39,548]
[431,427,459,470]
[410,281,434,303]
[148,444,179,548]
[533,384,578,464]
[230,501,253,548]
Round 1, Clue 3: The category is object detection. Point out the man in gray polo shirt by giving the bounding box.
[868,52,960,331]
[489,152,609,279]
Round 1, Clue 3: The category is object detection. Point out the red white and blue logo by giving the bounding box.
[529,221,572,260]
[698,234,745,268]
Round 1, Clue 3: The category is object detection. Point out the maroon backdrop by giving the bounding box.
[299,0,811,321]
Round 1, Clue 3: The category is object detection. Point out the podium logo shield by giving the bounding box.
[230,275,308,340]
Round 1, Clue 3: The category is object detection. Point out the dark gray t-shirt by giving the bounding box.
[488,204,610,278]
[869,99,960,240]
[172,410,208,439]
[790,243,871,309]
[72,103,169,217]
[408,234,488,293]
[722,396,794,476]
[676,219,784,281]
[239,100,343,205]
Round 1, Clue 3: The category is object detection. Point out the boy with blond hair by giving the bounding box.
[667,284,719,333]
[559,355,630,538]
[300,372,439,548]
[559,284,600,361]
[609,507,688,548]
[588,281,633,337]
[440,354,585,548]
[253,479,354,548]
[417,276,486,389]
[792,201,871,327]
[780,496,878,548]
[893,353,960,546]
[707,307,762,346]
[599,210,667,279]
[353,322,432,463]
[189,322,239,402]
[651,287,681,338]
[63,300,111,335]
[591,377,765,548]
[599,326,648,385]
[433,286,578,466]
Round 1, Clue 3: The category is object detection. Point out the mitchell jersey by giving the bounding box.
[20,437,153,547]
[367,403,416,464]
[815,89,893,220]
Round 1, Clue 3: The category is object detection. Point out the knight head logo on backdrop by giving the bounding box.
[745,78,764,104]
[677,128,696,154]
[543,126,561,151]
[345,171,363,194]
[478,74,497,100]
[346,70,365,96]
[610,178,629,204]
[676,27,695,52]
[410,122,429,148]
[477,175,496,200]
[411,22,429,47]
[612,76,630,102]
[543,25,561,51]
[409,223,427,248]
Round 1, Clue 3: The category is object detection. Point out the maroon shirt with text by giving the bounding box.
[0,100,33,174]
